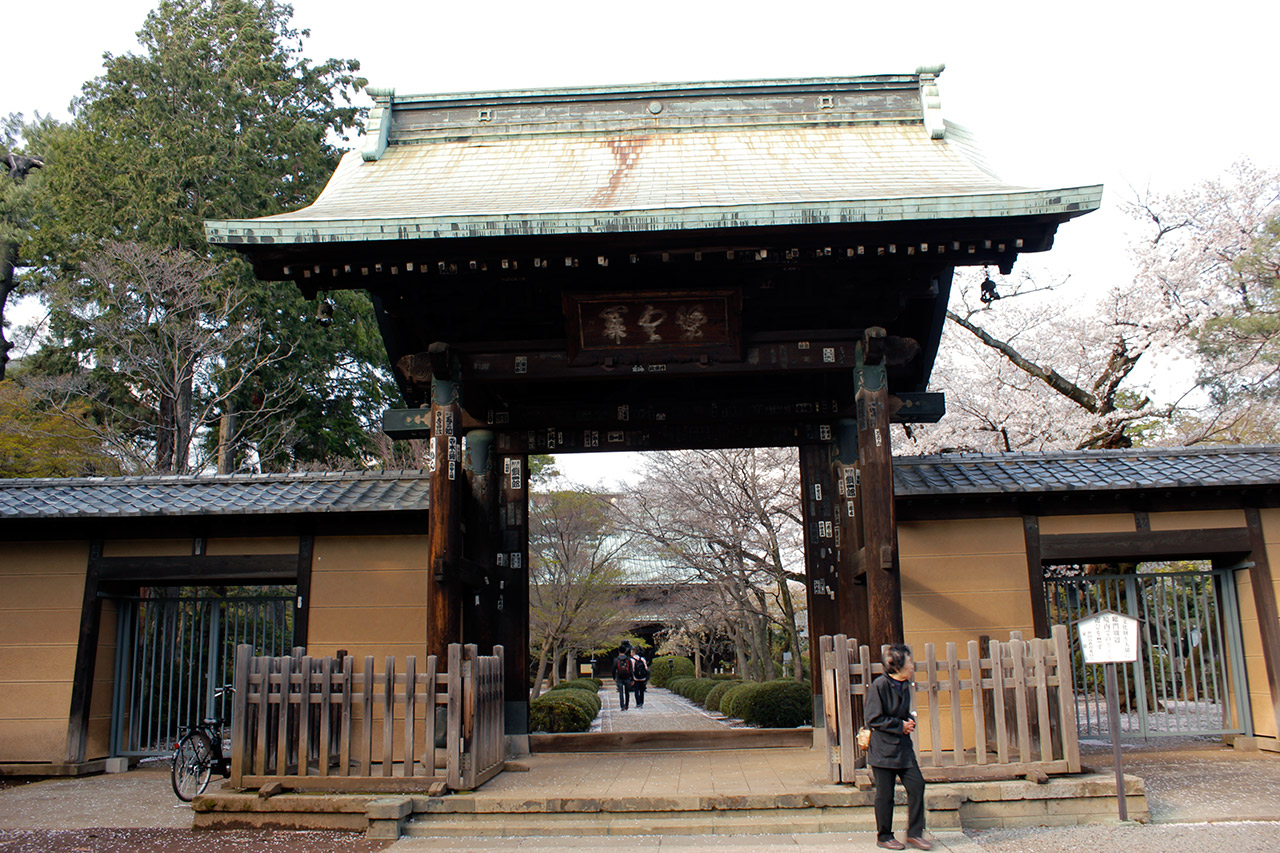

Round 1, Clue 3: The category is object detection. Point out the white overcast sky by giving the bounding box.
[4,0,1279,484]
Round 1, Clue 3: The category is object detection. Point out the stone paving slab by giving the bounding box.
[386,829,980,851]
[597,687,731,733]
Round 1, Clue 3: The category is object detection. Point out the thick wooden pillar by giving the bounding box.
[463,430,499,652]
[834,418,869,644]
[855,336,904,651]
[800,443,839,700]
[66,540,104,765]
[1245,508,1280,741]
[498,451,530,734]
[427,342,463,660]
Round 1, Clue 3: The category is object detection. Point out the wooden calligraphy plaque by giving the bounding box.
[564,290,741,366]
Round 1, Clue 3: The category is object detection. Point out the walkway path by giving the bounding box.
[596,686,731,733]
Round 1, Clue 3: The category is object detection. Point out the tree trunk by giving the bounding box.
[0,241,16,382]
[217,410,238,474]
[174,366,194,474]
[156,393,176,473]
[529,639,553,700]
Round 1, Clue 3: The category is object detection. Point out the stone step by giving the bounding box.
[402,803,964,838]
[403,808,884,837]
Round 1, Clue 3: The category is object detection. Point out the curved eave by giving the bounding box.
[205,186,1102,248]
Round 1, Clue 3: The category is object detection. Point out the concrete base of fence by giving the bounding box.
[365,796,413,838]
[190,770,1147,836]
[933,772,1149,829]
[0,760,110,777]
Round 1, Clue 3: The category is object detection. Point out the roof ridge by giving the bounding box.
[896,444,1280,466]
[0,469,433,488]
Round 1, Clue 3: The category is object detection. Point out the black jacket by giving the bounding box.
[863,673,918,769]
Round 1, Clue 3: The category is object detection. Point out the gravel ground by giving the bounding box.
[966,821,1280,853]
[0,828,392,853]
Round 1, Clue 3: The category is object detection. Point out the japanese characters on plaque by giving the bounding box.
[1076,611,1140,664]
[564,291,740,365]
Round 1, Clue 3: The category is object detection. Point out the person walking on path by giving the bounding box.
[612,641,635,710]
[630,648,650,708]
[864,643,931,851]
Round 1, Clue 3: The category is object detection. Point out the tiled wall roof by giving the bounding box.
[0,471,431,520]
[893,446,1280,497]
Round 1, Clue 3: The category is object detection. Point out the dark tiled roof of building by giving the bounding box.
[893,445,1280,497]
[0,471,431,520]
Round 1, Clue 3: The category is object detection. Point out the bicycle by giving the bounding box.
[171,686,233,802]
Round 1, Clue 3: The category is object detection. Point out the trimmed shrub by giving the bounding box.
[741,680,812,728]
[551,686,602,717]
[529,692,594,733]
[719,682,762,719]
[666,676,696,696]
[650,656,695,688]
[550,678,601,694]
[711,673,739,681]
[688,678,720,705]
[704,679,743,713]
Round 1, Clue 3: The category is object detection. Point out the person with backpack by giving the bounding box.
[630,649,650,709]
[612,641,635,710]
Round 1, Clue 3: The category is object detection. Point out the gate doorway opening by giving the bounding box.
[1044,562,1251,740]
[110,586,295,758]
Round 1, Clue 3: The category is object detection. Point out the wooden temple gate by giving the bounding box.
[208,69,1100,735]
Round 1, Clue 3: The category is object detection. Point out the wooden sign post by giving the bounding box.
[1076,610,1140,821]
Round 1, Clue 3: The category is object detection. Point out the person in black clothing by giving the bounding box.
[630,649,650,708]
[863,643,931,851]
[612,641,634,710]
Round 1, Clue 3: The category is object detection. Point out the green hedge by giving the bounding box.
[666,676,696,695]
[529,691,597,733]
[650,656,694,688]
[704,679,743,713]
[719,682,759,719]
[550,678,601,694]
[687,678,720,704]
[741,680,812,728]
[553,686,602,717]
[717,680,812,727]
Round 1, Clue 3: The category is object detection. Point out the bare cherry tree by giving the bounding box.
[622,448,807,682]
[41,241,297,473]
[528,488,630,699]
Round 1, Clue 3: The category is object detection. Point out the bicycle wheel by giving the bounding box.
[171,731,214,802]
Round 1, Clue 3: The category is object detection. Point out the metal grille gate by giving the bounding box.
[110,588,296,757]
[1044,569,1251,739]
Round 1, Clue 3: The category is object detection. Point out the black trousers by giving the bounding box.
[632,680,647,707]
[872,763,926,841]
[615,679,632,709]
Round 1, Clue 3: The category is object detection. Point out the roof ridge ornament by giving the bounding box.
[917,64,946,140]
[362,87,396,162]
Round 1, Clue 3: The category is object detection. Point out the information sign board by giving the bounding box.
[1077,610,1140,664]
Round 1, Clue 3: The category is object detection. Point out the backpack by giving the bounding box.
[632,656,649,681]
[616,656,632,679]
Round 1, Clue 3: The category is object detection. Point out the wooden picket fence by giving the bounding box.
[229,643,505,792]
[820,625,1080,786]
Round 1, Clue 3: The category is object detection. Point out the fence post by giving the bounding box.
[967,640,987,766]
[1052,625,1081,771]
[405,655,418,778]
[819,636,840,782]
[276,655,292,775]
[447,644,463,790]
[382,656,395,777]
[230,644,251,788]
[832,634,855,782]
